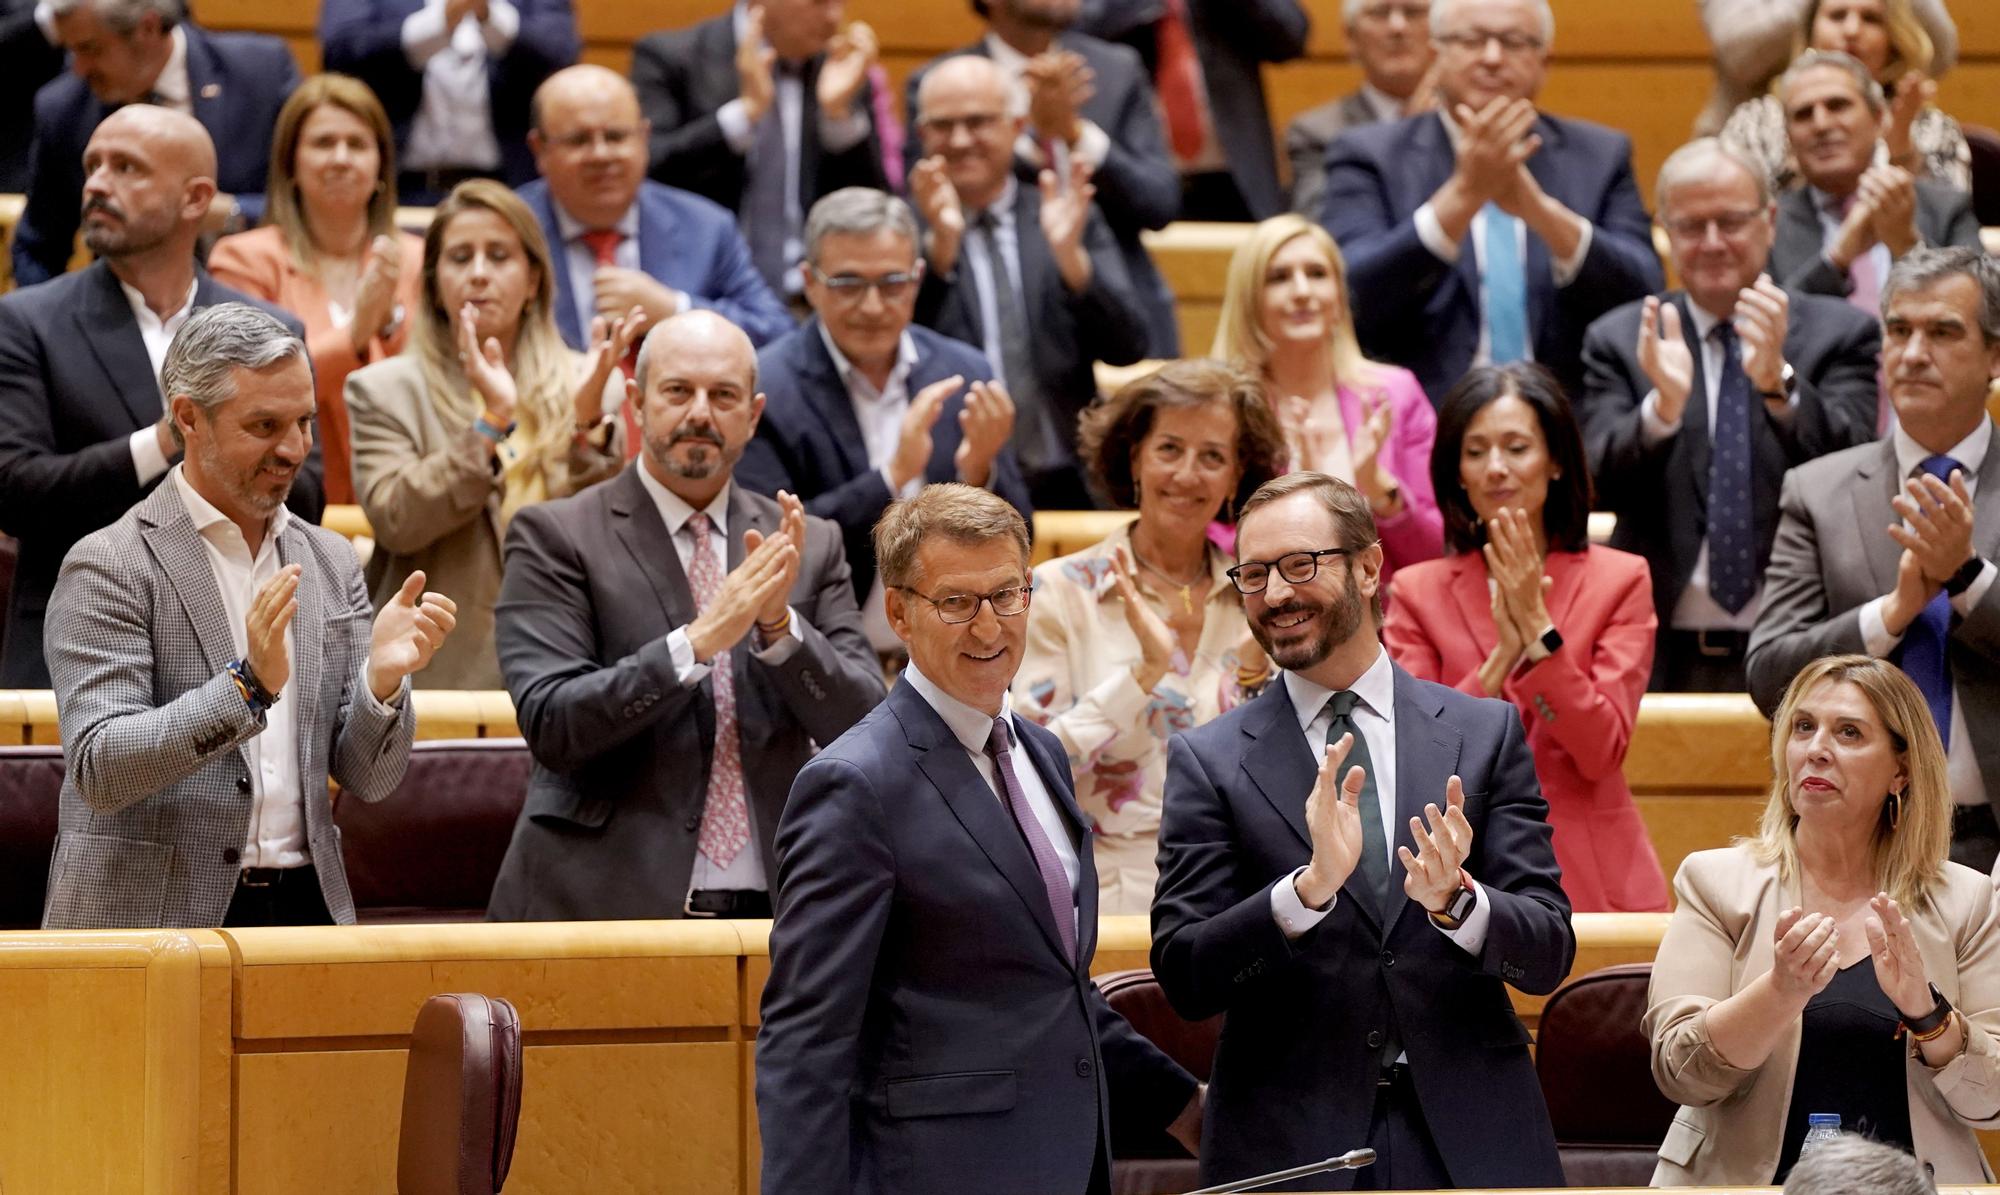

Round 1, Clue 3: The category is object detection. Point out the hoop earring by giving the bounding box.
[1888,789,1904,831]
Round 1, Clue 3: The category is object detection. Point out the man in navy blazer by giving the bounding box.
[1320,0,1660,405]
[1153,471,1572,1189]
[757,483,1201,1194]
[14,0,298,287]
[739,188,1032,649]
[520,65,791,361]
[318,0,579,202]
[0,0,64,191]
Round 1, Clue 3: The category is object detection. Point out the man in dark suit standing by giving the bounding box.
[757,482,1201,1194]
[1578,138,1879,691]
[1153,470,1573,1190]
[1321,0,1661,405]
[738,187,1032,655]
[631,0,889,301]
[904,0,1183,356]
[318,0,579,203]
[1074,0,1308,220]
[13,0,298,286]
[1763,51,1983,311]
[0,106,321,689]
[909,54,1149,511]
[0,0,64,191]
[1284,0,1434,217]
[487,310,884,922]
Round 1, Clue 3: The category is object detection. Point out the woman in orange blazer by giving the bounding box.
[1384,363,1668,912]
[209,74,425,505]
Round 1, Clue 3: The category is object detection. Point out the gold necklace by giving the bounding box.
[1128,539,1207,616]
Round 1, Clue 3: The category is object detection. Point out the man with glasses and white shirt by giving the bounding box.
[738,187,1032,656]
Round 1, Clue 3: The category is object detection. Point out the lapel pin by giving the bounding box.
[200,83,221,100]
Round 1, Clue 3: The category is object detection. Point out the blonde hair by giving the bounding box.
[873,483,1029,590]
[262,74,399,274]
[1211,215,1389,392]
[1748,655,1951,907]
[1792,0,1935,86]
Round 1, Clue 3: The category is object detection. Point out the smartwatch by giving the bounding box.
[1428,869,1477,930]
[1538,626,1564,655]
[1943,556,1986,599]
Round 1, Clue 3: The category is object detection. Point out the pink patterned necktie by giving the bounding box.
[686,512,750,866]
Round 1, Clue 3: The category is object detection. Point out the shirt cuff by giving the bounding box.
[1271,866,1335,939]
[358,661,406,711]
[1638,389,1681,443]
[1859,595,1902,657]
[130,426,171,485]
[34,1,57,43]
[753,606,806,665]
[819,106,871,153]
[1071,120,1110,168]
[717,99,755,156]
[1413,202,1459,264]
[667,625,713,685]
[481,0,519,53]
[1952,560,1998,617]
[1550,217,1594,285]
[1433,876,1490,956]
[401,3,452,65]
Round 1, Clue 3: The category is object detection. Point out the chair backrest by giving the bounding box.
[0,744,64,929]
[1966,125,2000,227]
[1534,962,1677,1187]
[336,739,531,922]
[1093,968,1221,1081]
[398,993,523,1195]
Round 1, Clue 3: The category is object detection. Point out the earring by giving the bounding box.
[1888,789,1904,831]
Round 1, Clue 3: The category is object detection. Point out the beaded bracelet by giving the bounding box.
[474,413,516,443]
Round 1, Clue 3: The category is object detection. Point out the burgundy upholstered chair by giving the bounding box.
[335,738,531,922]
[1094,967,1222,1195]
[397,992,523,1195]
[1534,962,1677,1186]
[0,744,64,929]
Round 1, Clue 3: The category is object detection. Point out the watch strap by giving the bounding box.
[1903,983,1953,1037]
[1943,556,1985,598]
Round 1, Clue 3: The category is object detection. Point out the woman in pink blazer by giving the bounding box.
[1384,363,1668,912]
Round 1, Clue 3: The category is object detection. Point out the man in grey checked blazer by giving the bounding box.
[41,304,457,929]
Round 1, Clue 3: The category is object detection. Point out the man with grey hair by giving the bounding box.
[0,104,321,689]
[1285,0,1435,216]
[488,309,883,921]
[12,0,298,285]
[40,303,454,929]
[1749,246,2000,871]
[1578,135,1879,690]
[1782,1133,1935,1195]
[1766,50,1981,317]
[740,186,1032,653]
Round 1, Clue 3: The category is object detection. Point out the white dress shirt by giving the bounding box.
[1267,647,1491,959]
[399,0,517,171]
[143,27,191,112]
[982,32,1111,172]
[1855,418,1998,810]
[902,661,1082,929]
[963,174,1026,390]
[120,275,199,486]
[815,322,921,651]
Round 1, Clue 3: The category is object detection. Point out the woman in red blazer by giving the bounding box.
[1384,364,1668,912]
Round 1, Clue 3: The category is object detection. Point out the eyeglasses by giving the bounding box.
[1225,547,1356,595]
[1356,3,1428,24]
[1662,210,1768,240]
[919,113,1007,138]
[808,267,920,302]
[544,124,644,152]
[1435,29,1544,53]
[895,584,1033,623]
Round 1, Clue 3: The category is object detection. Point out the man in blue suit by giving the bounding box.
[738,187,1032,652]
[519,65,792,368]
[757,483,1201,1195]
[14,0,298,287]
[1153,471,1573,1190]
[1320,0,1660,405]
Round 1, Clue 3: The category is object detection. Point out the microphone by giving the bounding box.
[1184,1147,1378,1193]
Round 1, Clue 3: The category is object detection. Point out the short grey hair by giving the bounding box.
[1780,1134,1933,1195]
[47,0,183,33]
[1779,49,1886,117]
[161,304,306,446]
[1655,136,1772,214]
[1430,0,1552,50]
[1882,245,2000,343]
[804,187,919,268]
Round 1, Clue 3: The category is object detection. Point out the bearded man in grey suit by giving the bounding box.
[41,304,457,929]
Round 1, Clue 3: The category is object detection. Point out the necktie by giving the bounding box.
[1481,203,1528,364]
[987,717,1077,964]
[1152,0,1206,163]
[1325,690,1388,917]
[1706,322,1758,614]
[580,229,645,460]
[1893,455,1963,750]
[970,209,1064,476]
[742,69,793,294]
[686,513,751,867]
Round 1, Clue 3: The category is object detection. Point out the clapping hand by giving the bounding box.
[955,380,1014,487]
[1770,907,1840,1004]
[246,564,301,697]
[456,301,517,426]
[1889,470,1976,586]
[349,235,403,356]
[742,490,808,630]
[1859,164,1920,258]
[574,305,648,430]
[1454,97,1540,211]
[736,6,777,124]
[888,374,957,491]
[1883,71,1935,168]
[1636,295,1695,423]
[1731,274,1791,399]
[1038,158,1097,292]
[1295,733,1370,909]
[909,155,965,273]
[1349,389,1399,513]
[1865,893,1936,1019]
[1024,51,1094,145]
[367,570,458,701]
[1110,546,1178,693]
[1400,775,1474,914]
[687,494,804,660]
[817,20,879,119]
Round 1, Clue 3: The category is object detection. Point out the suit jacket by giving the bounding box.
[755,678,1198,1193]
[0,0,62,192]
[0,261,321,688]
[486,470,883,921]
[317,0,579,192]
[1383,547,1667,912]
[1321,110,1664,404]
[1285,90,1379,218]
[12,25,300,286]
[1074,0,1310,219]
[41,479,414,929]
[904,33,1183,356]
[738,320,1033,602]
[1152,662,1574,1188]
[1769,179,1985,299]
[1646,847,2000,1185]
[1577,289,1881,639]
[1744,431,2000,810]
[914,184,1149,472]
[516,177,792,350]
[631,13,888,217]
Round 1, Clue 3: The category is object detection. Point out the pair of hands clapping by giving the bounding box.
[1295,731,1474,917]
[246,566,457,705]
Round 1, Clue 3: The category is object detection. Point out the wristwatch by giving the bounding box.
[1943,556,1986,599]
[1428,869,1477,930]
[1756,362,1796,402]
[1903,983,1954,1039]
[1538,626,1563,655]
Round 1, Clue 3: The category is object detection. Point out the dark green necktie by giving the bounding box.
[1326,689,1387,916]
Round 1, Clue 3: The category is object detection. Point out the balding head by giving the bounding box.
[81,103,216,265]
[916,56,1022,209]
[633,311,766,503]
[529,64,650,228]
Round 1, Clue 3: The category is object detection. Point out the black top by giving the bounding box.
[1774,961,1916,1181]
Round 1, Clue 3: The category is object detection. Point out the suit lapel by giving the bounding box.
[608,468,698,628]
[1387,666,1461,937]
[138,483,239,680]
[1542,549,1587,633]
[635,187,678,295]
[184,30,228,154]
[76,264,166,427]
[530,188,586,348]
[1445,553,1497,658]
[1240,682,1316,852]
[276,520,324,765]
[1974,423,2000,553]
[1775,192,1826,278]
[1016,718,1092,968]
[1674,293,1715,490]
[1849,440,1904,595]
[796,321,873,477]
[1520,116,1562,349]
[726,485,776,693]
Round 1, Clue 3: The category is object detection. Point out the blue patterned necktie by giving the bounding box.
[1707,322,1757,614]
[1481,203,1528,363]
[1893,454,1964,749]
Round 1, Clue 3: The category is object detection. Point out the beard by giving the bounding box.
[193,431,295,519]
[1248,561,1366,672]
[645,420,734,480]
[79,196,174,259]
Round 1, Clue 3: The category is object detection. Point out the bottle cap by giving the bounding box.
[1807,1113,1841,1127]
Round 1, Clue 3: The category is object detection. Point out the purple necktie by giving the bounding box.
[987,716,1077,964]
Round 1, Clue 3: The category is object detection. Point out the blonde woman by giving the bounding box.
[347,180,641,688]
[1647,655,2000,1185]
[1211,213,1441,589]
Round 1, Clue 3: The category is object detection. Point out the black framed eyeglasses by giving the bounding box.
[808,267,920,302]
[1225,547,1355,595]
[895,584,1033,623]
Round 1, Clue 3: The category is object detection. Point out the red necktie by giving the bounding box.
[581,229,645,459]
[1154,0,1206,162]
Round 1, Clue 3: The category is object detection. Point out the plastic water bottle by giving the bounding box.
[1801,1113,1843,1154]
